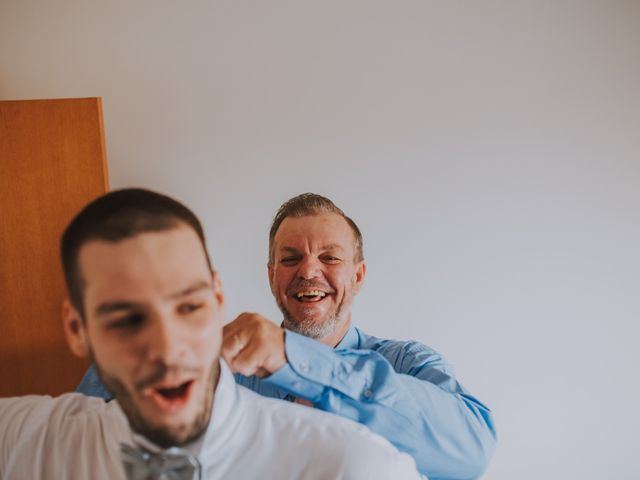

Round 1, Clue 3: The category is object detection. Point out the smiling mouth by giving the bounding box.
[294,290,328,303]
[143,380,194,412]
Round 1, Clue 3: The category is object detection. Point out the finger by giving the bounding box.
[229,340,267,377]
[221,332,250,365]
[230,331,285,377]
[222,316,246,341]
[222,325,240,346]
[222,312,256,342]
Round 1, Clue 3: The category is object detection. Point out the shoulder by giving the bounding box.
[234,386,420,478]
[357,328,453,374]
[0,394,127,478]
[1,392,125,439]
[43,393,127,431]
[0,394,97,430]
[234,372,285,398]
[339,428,422,479]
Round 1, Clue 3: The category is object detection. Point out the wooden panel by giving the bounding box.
[0,98,109,397]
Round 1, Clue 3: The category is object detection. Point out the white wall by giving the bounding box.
[2,1,639,478]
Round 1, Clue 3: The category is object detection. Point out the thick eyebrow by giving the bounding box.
[279,246,301,255]
[95,301,140,317]
[167,280,213,300]
[94,280,213,317]
[279,245,345,255]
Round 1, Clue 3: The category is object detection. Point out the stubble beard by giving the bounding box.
[280,284,355,340]
[94,357,219,449]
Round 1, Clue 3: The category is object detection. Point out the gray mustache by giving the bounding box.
[286,280,335,296]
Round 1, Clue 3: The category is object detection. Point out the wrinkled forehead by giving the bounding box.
[78,226,213,306]
[274,213,357,252]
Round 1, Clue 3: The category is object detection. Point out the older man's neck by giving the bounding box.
[320,314,352,348]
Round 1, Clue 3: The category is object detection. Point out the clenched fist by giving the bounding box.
[222,312,287,377]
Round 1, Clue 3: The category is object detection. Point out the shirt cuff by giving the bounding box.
[263,330,335,400]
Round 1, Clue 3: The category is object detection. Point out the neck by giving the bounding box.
[320,313,352,347]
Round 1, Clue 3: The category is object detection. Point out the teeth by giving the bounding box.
[296,290,326,299]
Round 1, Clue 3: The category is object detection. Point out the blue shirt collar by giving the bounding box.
[335,324,360,349]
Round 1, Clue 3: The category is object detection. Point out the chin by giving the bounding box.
[137,407,208,448]
[283,314,340,340]
[128,381,213,448]
[144,422,201,448]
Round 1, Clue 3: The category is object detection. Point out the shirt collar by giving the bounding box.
[335,324,360,349]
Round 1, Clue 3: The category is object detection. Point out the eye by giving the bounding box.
[281,256,300,265]
[108,313,144,330]
[321,255,341,264]
[178,303,203,315]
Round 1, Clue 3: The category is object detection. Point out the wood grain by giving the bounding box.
[0,98,109,396]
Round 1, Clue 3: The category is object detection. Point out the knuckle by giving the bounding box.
[236,362,254,377]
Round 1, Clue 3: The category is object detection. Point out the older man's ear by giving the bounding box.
[62,299,89,358]
[267,262,276,296]
[352,261,366,295]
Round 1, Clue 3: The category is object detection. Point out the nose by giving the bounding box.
[143,312,186,365]
[297,255,322,280]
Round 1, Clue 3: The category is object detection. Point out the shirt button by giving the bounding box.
[292,381,301,389]
[363,388,373,398]
[299,361,310,373]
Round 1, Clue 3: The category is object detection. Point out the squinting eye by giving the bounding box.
[109,314,144,330]
[281,257,299,265]
[178,303,203,315]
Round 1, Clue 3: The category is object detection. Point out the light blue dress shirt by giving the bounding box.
[77,325,496,479]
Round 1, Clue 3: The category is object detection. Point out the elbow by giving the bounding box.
[463,393,497,477]
[463,412,497,479]
[420,416,496,480]
[469,430,496,478]
[452,399,497,479]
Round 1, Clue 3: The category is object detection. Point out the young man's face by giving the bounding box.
[268,213,365,344]
[73,225,223,447]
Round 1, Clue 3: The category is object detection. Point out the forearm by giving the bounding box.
[264,331,496,479]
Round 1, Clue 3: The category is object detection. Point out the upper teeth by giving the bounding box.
[296,290,326,298]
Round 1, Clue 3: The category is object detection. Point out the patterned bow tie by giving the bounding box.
[121,443,202,480]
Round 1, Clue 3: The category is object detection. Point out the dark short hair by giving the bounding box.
[60,188,212,317]
[268,193,364,265]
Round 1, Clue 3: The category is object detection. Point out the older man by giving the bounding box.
[79,193,496,479]
[0,189,421,479]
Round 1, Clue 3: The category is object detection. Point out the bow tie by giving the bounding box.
[120,443,202,480]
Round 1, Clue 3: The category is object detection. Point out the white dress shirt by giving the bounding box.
[0,361,422,479]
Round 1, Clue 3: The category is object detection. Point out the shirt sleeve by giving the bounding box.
[263,330,496,480]
[0,396,52,472]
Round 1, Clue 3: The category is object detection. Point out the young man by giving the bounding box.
[0,189,421,479]
[79,193,496,479]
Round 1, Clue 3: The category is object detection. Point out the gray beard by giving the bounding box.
[282,308,342,339]
[279,291,350,340]
[93,356,219,449]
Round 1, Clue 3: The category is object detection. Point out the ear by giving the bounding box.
[62,299,89,358]
[211,270,225,309]
[352,261,366,295]
[267,262,278,296]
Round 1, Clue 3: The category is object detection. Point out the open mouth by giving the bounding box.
[143,380,194,412]
[157,382,191,399]
[294,290,328,303]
